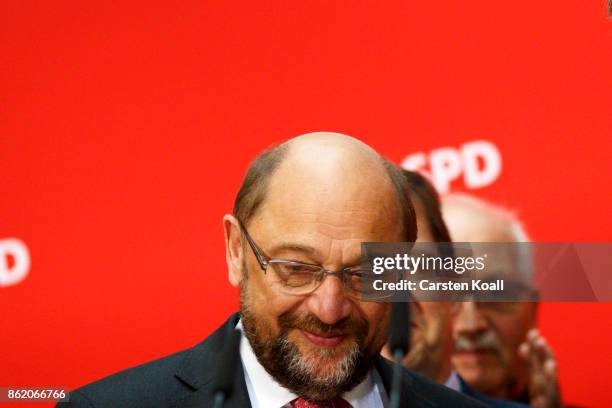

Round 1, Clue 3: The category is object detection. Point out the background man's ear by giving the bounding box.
[223,214,244,287]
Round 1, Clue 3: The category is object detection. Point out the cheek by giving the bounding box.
[492,316,530,354]
[243,266,302,329]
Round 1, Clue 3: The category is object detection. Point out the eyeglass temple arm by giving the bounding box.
[239,222,268,271]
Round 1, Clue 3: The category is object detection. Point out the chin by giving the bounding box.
[295,337,360,375]
[297,335,355,362]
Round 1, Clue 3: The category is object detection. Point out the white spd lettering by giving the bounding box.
[401,140,502,193]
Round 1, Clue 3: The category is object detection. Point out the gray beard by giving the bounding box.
[240,290,375,402]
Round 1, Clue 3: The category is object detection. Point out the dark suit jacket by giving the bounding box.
[58,313,487,408]
[457,375,531,408]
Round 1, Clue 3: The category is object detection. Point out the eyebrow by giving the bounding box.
[265,242,318,258]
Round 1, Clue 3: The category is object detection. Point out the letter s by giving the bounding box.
[429,148,462,193]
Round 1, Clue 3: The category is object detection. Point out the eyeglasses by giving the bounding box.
[450,283,538,314]
[240,223,385,300]
[451,301,526,315]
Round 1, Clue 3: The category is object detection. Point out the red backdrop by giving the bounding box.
[1,1,611,407]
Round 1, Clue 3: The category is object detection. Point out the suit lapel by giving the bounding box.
[175,315,439,408]
[375,356,439,408]
[171,313,252,408]
[375,357,413,405]
[169,381,251,408]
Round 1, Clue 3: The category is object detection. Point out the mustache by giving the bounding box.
[278,312,369,338]
[455,330,500,352]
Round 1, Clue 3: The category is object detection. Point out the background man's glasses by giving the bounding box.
[450,284,539,314]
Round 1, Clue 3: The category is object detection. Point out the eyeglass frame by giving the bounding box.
[238,221,366,297]
[450,283,539,314]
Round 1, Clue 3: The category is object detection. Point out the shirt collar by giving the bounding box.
[444,370,462,392]
[238,320,297,407]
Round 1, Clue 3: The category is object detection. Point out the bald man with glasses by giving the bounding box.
[59,133,485,408]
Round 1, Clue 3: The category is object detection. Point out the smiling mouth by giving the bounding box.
[300,330,348,348]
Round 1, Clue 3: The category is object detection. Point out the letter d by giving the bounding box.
[461,140,502,189]
[0,238,31,287]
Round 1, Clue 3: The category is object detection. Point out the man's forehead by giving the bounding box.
[244,135,407,245]
[260,151,400,219]
[443,200,519,243]
[450,216,517,243]
[252,203,402,240]
[247,187,405,251]
[269,147,388,190]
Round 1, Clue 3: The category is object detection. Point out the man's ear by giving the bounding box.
[223,214,244,287]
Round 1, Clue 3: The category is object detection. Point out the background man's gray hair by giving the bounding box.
[442,193,533,282]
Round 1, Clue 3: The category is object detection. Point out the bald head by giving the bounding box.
[441,194,528,243]
[274,132,388,195]
[283,131,382,167]
[234,132,416,241]
[441,193,532,283]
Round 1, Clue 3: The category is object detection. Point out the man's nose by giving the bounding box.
[305,275,352,325]
[453,301,488,336]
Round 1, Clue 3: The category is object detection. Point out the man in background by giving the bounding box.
[381,170,454,384]
[382,171,528,408]
[442,194,561,408]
